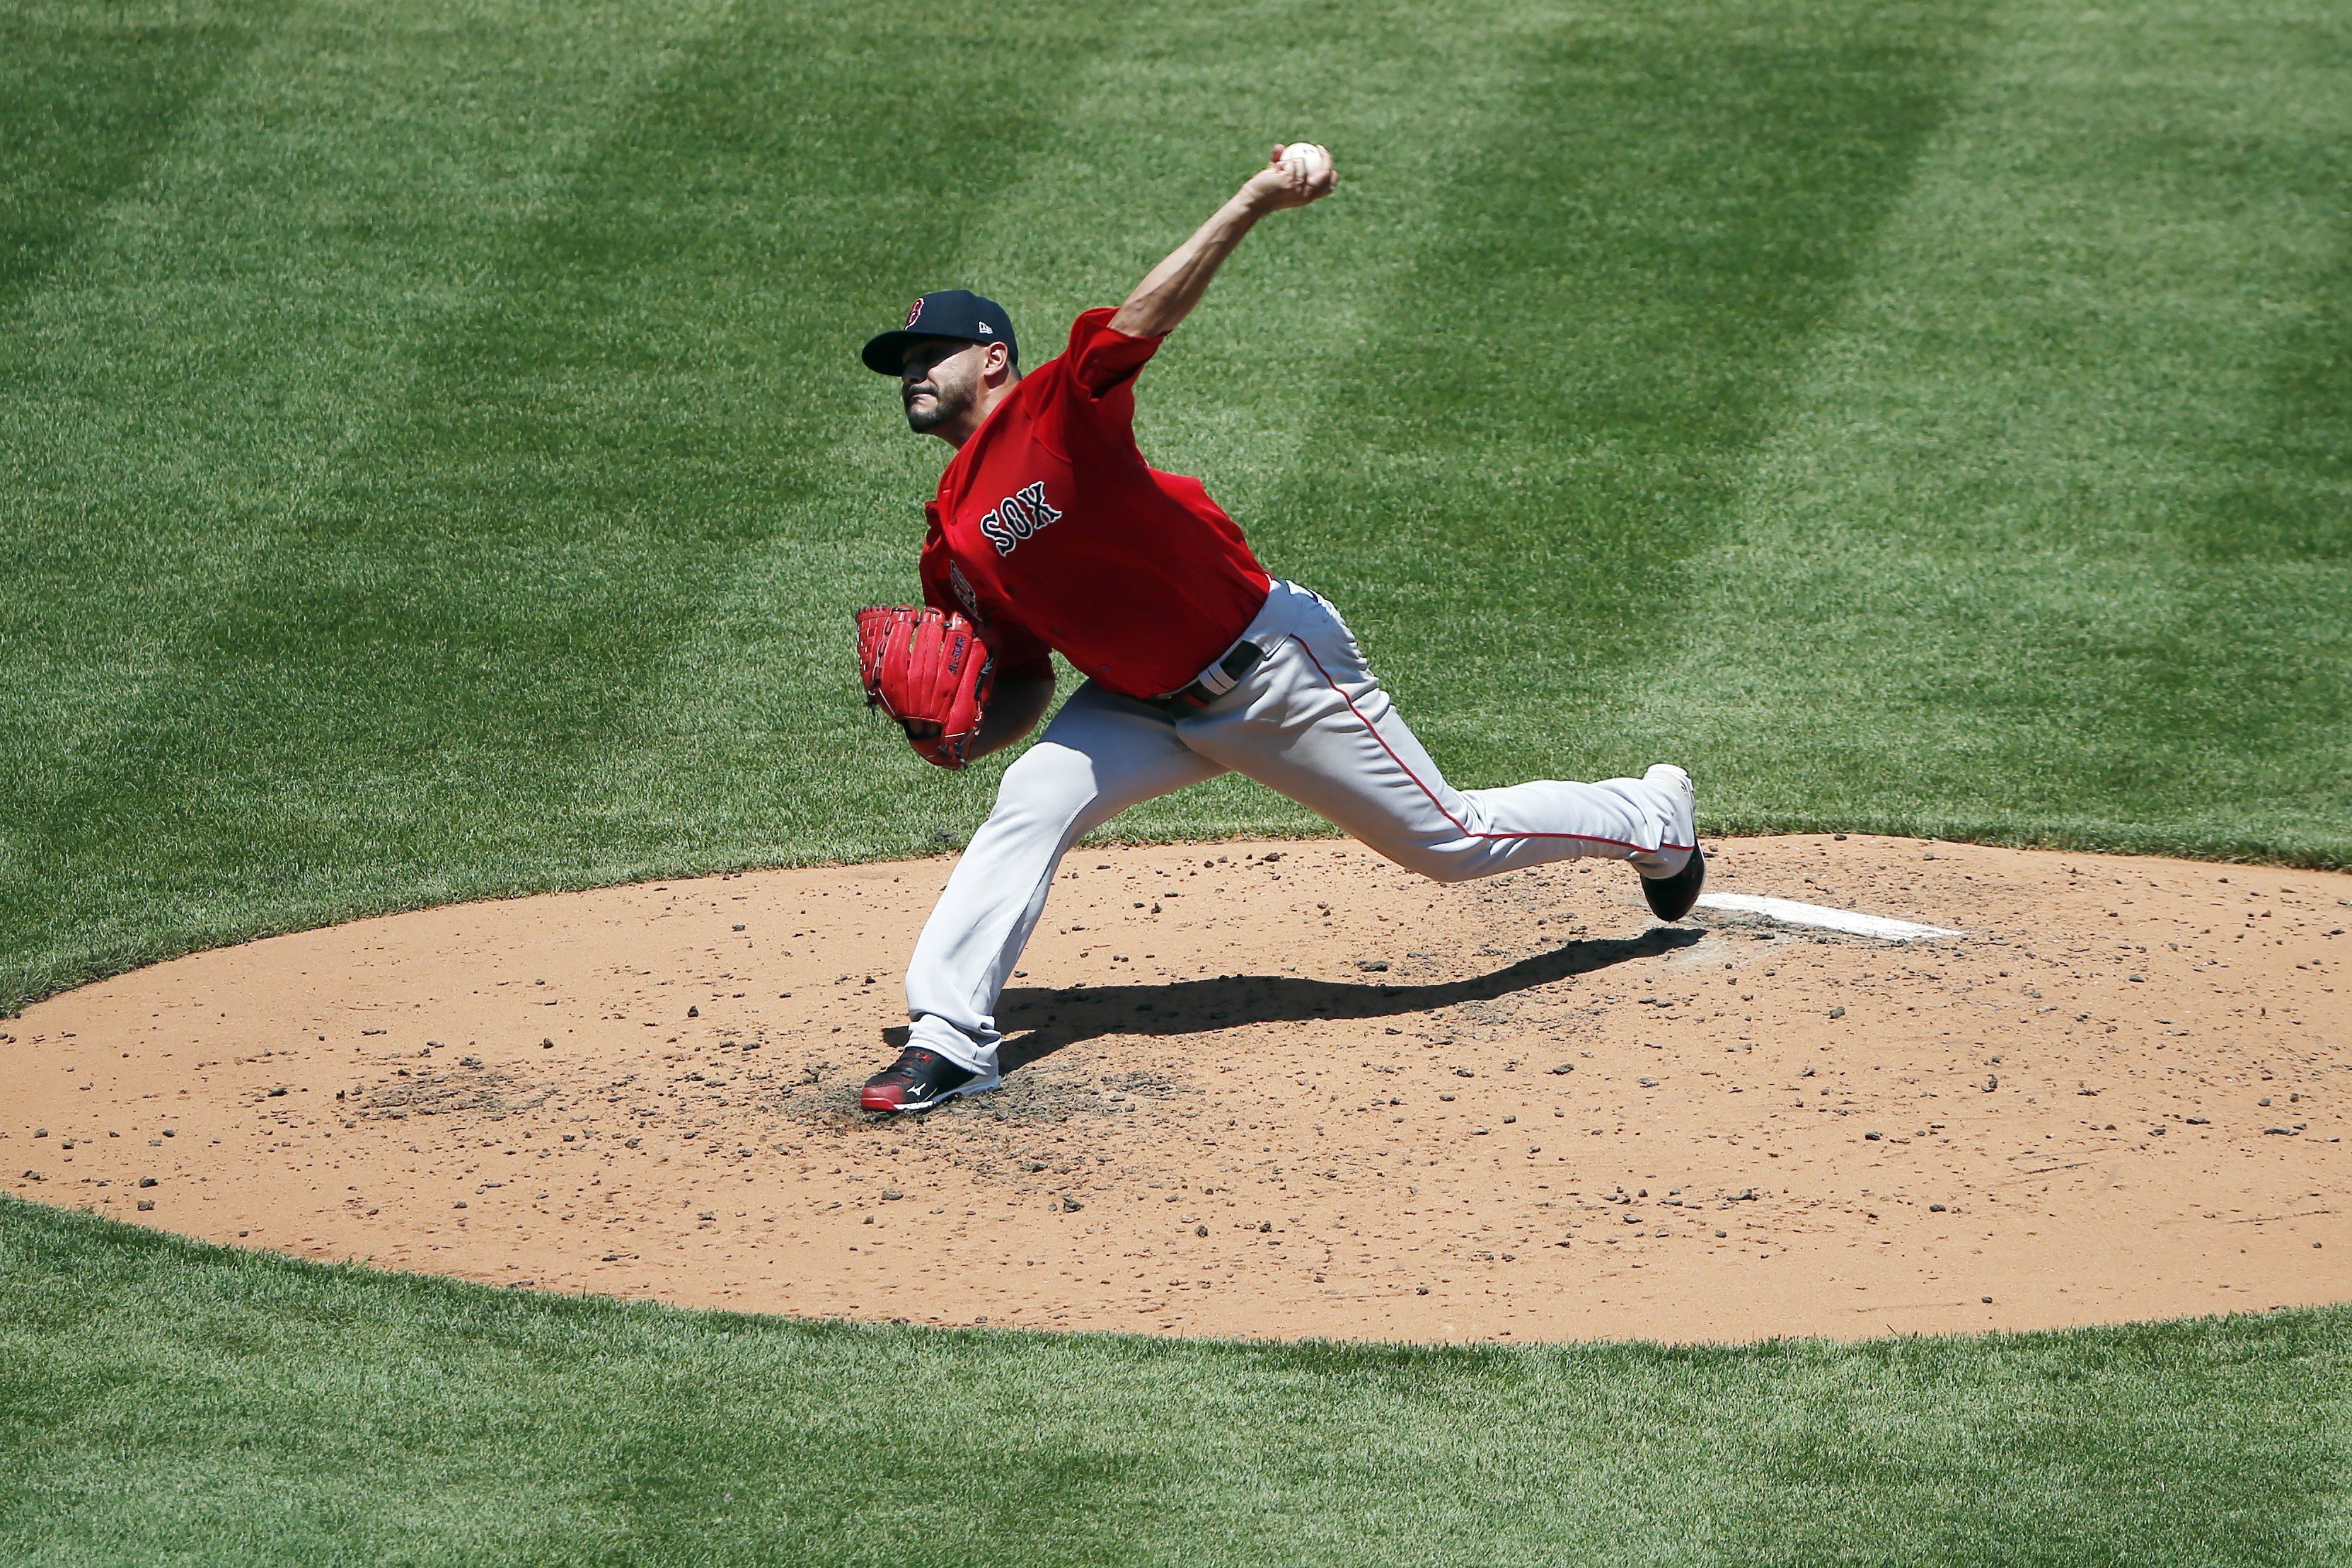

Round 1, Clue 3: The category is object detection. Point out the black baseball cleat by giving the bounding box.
[1641,843,1707,923]
[860,1046,1000,1112]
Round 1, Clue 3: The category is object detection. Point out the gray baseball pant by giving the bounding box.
[903,580,1695,1080]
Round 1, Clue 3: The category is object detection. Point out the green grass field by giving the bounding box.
[4,0,2350,1559]
[5,1201,2351,1567]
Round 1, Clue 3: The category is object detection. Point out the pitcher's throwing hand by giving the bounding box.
[1262,142,1336,205]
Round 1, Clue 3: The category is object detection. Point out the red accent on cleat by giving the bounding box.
[858,1044,996,1112]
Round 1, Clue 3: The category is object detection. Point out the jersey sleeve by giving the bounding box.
[1064,306,1165,402]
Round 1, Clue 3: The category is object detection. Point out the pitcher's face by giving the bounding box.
[900,338,988,434]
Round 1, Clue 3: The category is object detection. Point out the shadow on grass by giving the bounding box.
[0,11,258,315]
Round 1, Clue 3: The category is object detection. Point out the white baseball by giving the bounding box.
[1280,142,1333,182]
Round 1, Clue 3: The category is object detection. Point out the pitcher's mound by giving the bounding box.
[5,836,2348,1344]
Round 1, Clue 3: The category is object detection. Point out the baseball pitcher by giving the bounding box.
[853,144,1703,1112]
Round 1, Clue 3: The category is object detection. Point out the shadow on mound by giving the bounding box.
[988,927,1702,1071]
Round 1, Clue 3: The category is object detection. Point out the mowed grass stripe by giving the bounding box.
[4,1198,2350,1566]
[0,0,1124,1010]
[1632,0,2352,863]
[0,0,727,994]
[1109,0,1990,844]
[0,0,260,316]
[0,0,717,737]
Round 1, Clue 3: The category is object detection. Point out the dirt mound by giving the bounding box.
[5,836,2348,1343]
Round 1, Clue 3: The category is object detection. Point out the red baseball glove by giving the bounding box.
[854,606,996,770]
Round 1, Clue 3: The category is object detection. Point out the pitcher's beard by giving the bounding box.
[904,383,967,434]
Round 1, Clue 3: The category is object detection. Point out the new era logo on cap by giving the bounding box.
[863,290,1019,376]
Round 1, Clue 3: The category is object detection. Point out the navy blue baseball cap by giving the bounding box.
[861,290,1019,375]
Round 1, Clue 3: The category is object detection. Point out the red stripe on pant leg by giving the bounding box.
[1293,640,1690,855]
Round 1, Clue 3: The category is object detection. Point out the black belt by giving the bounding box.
[1143,639,1267,715]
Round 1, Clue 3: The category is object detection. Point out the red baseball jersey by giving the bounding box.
[918,308,1272,700]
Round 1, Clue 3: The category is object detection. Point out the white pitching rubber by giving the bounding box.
[1695,892,1963,942]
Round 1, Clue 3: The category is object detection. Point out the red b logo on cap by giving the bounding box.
[906,297,925,328]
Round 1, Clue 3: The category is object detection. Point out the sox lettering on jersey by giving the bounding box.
[978,481,1064,557]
